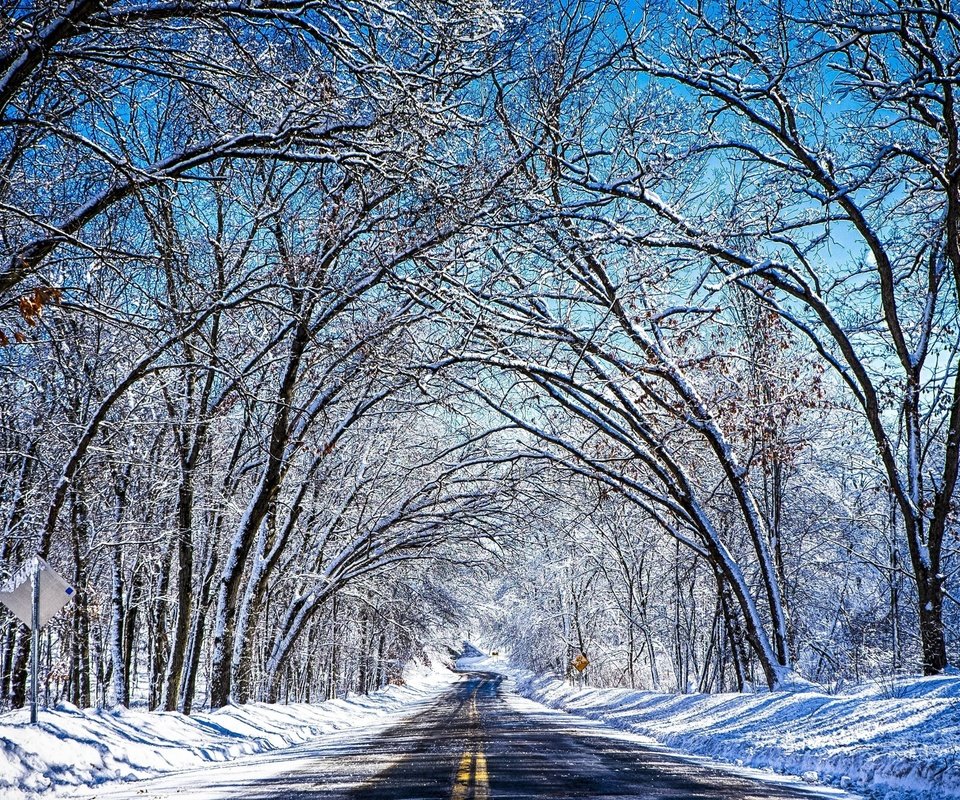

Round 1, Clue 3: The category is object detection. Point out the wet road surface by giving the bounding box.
[92,671,850,800]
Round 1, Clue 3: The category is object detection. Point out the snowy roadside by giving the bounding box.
[466,654,960,800]
[0,658,458,799]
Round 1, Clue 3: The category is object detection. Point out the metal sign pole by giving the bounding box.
[30,558,40,725]
[0,556,73,723]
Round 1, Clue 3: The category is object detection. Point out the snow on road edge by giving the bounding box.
[0,658,458,799]
[468,655,960,800]
[460,658,960,800]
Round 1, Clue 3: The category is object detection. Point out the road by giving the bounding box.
[91,671,848,800]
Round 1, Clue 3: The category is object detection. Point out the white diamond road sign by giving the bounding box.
[0,558,75,628]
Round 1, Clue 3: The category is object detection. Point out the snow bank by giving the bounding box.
[478,655,960,800]
[0,659,457,799]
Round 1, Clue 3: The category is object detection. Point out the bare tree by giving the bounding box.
[602,0,960,674]
[417,1,806,688]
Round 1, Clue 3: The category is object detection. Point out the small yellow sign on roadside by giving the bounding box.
[572,653,589,672]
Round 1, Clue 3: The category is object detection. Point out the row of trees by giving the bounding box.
[0,0,518,710]
[439,0,960,688]
[486,459,911,693]
[1,0,958,709]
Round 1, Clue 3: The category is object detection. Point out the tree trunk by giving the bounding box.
[209,317,309,708]
[917,567,947,675]
[163,472,195,710]
[70,489,91,708]
[122,561,143,706]
[181,542,219,714]
[9,630,28,708]
[109,546,127,707]
[148,541,173,711]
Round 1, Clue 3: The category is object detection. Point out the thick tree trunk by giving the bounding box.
[148,542,173,711]
[181,542,218,714]
[69,593,91,707]
[9,630,27,708]
[233,485,316,704]
[122,562,143,705]
[918,567,947,675]
[232,517,275,705]
[70,489,91,708]
[327,596,339,700]
[1,619,15,703]
[209,318,309,708]
[375,633,387,690]
[357,607,371,695]
[109,546,127,707]
[208,489,271,708]
[164,473,195,710]
[109,465,131,707]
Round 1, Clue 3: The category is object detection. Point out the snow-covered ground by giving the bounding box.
[0,659,458,799]
[470,653,959,800]
[4,647,957,800]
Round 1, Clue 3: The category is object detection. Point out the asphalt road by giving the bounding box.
[93,670,848,800]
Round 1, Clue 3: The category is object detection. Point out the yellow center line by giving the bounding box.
[451,750,474,800]
[474,749,490,800]
[450,683,490,800]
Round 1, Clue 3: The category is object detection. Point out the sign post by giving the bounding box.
[31,558,40,724]
[0,557,75,724]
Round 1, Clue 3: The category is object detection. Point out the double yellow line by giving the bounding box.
[451,689,489,800]
[452,747,489,800]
